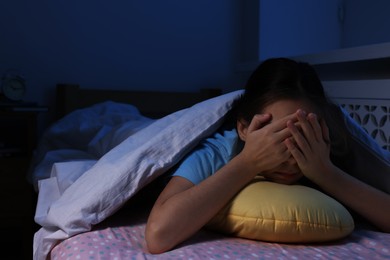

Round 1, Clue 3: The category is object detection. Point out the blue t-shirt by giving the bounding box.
[171,127,242,185]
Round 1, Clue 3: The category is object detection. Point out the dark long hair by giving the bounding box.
[235,58,348,157]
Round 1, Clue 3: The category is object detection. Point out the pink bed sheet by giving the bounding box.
[50,208,390,260]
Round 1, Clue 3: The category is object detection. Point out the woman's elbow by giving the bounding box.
[145,220,175,254]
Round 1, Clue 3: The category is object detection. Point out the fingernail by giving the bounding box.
[298,109,306,116]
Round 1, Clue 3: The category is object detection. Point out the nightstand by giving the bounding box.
[0,109,42,259]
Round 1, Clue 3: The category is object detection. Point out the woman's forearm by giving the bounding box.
[145,154,258,253]
[316,164,390,232]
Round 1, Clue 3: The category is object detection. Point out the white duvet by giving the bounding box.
[31,90,243,260]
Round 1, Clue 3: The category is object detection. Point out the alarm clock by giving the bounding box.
[1,70,26,101]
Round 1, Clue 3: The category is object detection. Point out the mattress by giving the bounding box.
[50,199,390,260]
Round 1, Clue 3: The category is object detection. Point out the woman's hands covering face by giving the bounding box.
[285,109,333,183]
[239,113,299,178]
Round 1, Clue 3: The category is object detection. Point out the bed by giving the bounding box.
[31,81,390,260]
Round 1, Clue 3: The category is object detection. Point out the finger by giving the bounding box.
[287,119,311,154]
[247,113,271,133]
[285,138,306,163]
[273,142,293,164]
[260,112,299,141]
[270,113,298,133]
[259,113,298,143]
[274,127,295,143]
[307,113,322,142]
[296,109,316,144]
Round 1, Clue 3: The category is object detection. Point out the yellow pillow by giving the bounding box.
[206,180,354,243]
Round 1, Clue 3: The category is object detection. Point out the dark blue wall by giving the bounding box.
[2,0,389,132]
[343,0,390,48]
[259,0,343,60]
[0,0,242,109]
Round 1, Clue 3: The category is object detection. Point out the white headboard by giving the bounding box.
[291,43,390,152]
[323,80,390,151]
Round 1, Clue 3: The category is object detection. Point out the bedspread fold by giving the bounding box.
[33,90,243,260]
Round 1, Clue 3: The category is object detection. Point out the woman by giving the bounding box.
[145,58,390,254]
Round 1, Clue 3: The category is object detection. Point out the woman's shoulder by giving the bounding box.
[203,124,239,149]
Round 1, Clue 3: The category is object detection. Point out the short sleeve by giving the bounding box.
[172,128,240,185]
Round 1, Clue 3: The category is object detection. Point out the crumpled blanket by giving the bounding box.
[32,90,243,260]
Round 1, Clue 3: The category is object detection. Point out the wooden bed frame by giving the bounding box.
[55,84,222,120]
